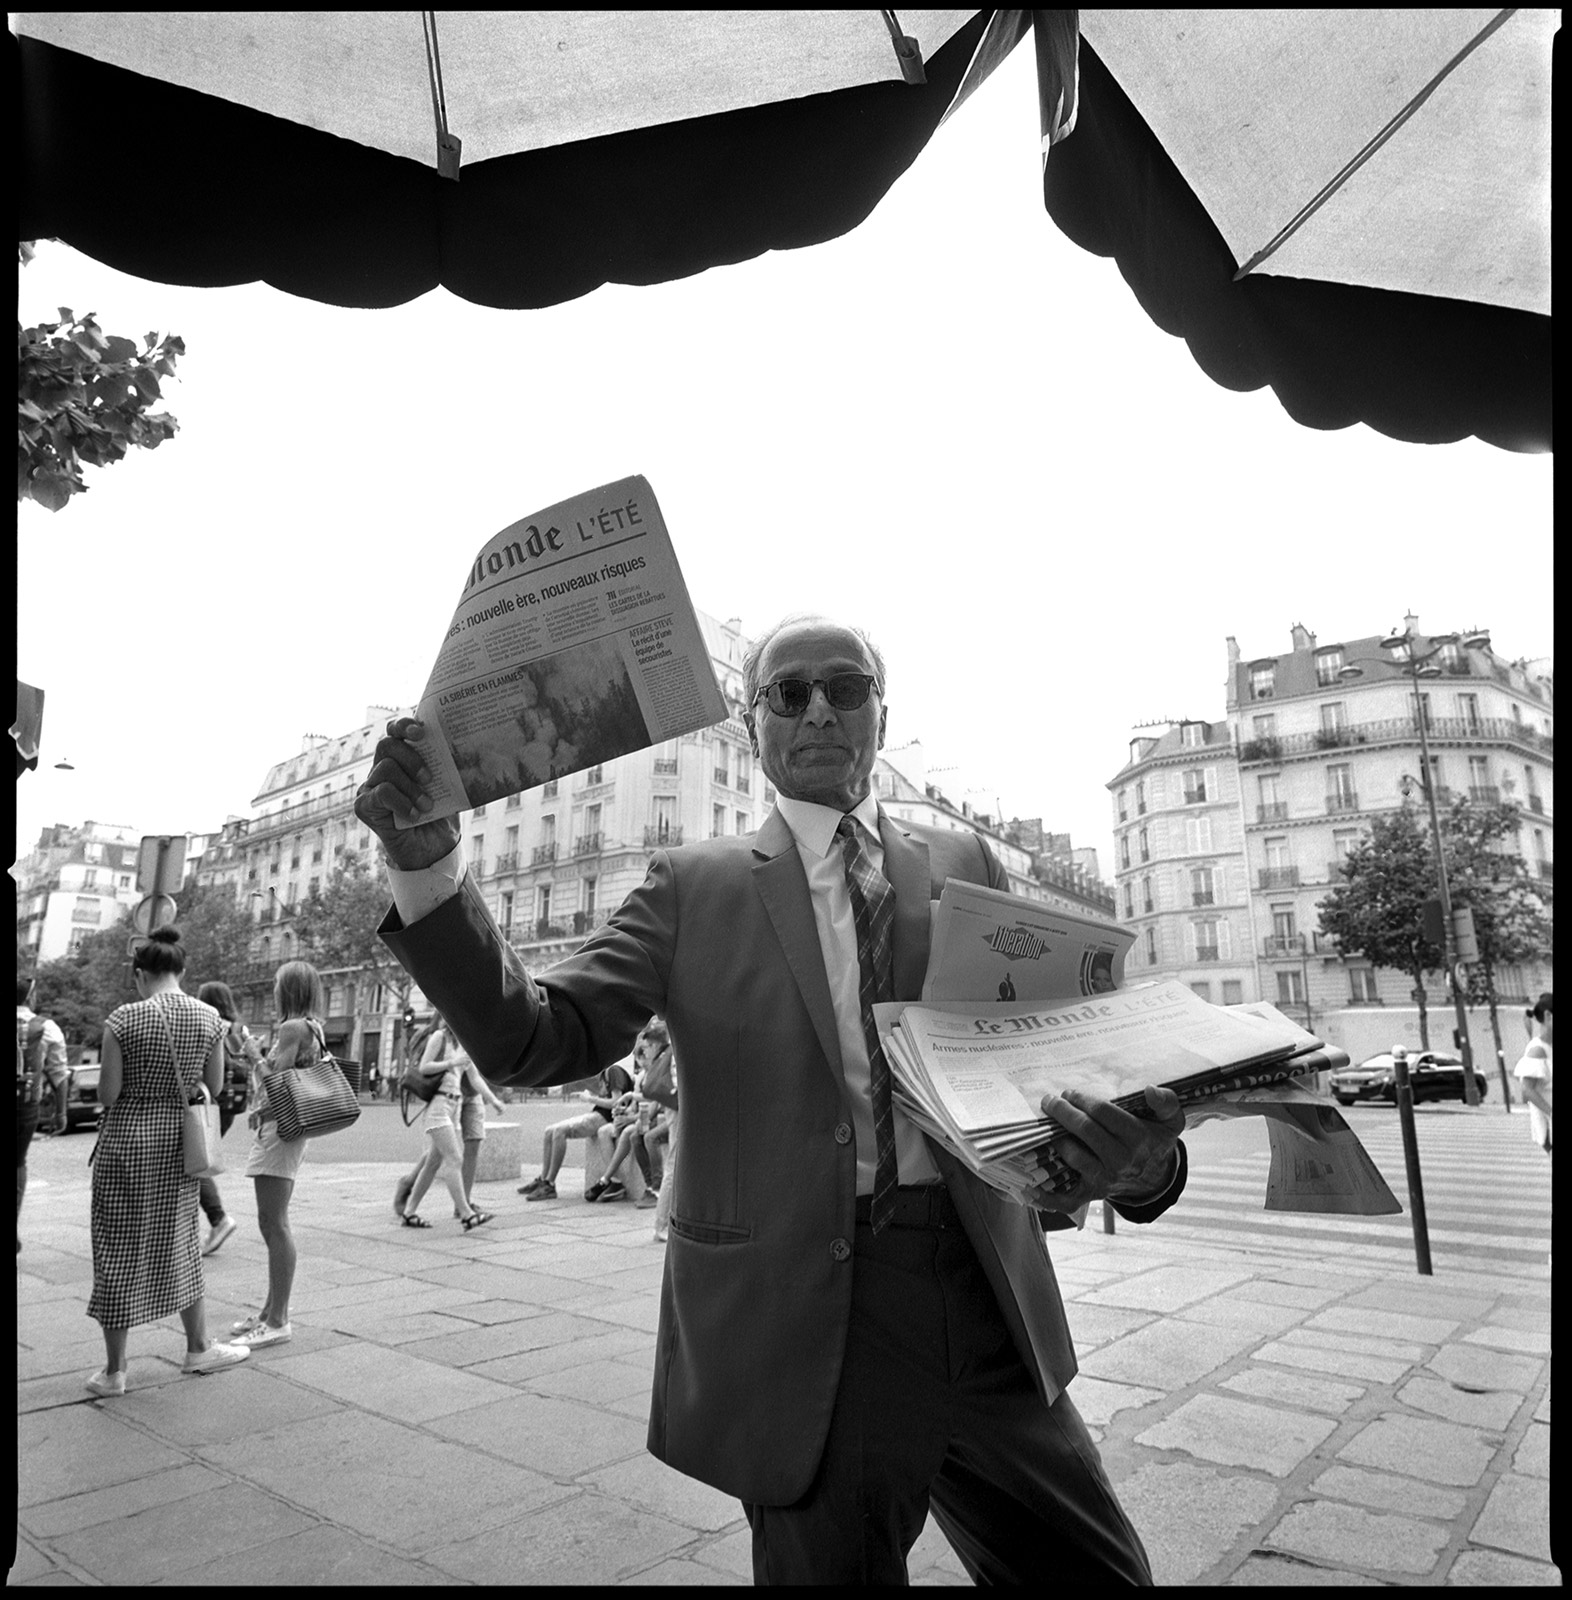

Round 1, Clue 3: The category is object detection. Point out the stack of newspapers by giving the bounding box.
[876,881,1390,1214]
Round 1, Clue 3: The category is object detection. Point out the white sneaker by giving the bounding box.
[234,1321,292,1349]
[182,1340,251,1375]
[229,1314,266,1337]
[85,1369,126,1397]
[201,1216,239,1256]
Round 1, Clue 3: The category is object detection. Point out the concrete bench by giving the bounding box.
[473,1122,523,1183]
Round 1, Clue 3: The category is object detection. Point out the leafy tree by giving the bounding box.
[28,923,138,1048]
[291,852,419,1065]
[167,878,265,995]
[1444,798,1554,1100]
[1318,805,1444,1048]
[18,252,184,511]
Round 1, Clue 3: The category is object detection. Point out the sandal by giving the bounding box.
[461,1210,493,1232]
[401,1213,432,1229]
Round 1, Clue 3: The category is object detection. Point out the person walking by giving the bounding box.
[1514,993,1552,1156]
[398,1020,494,1231]
[84,927,251,1395]
[194,980,260,1257]
[17,975,67,1252]
[231,960,325,1349]
[394,1019,504,1218]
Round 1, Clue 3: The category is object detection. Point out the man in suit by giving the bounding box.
[356,614,1186,1585]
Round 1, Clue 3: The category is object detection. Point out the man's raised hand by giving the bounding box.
[353,718,462,871]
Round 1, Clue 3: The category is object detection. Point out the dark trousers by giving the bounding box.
[744,1215,1152,1586]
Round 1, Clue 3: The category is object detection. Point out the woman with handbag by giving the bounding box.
[232,959,326,1349]
[194,981,261,1257]
[85,926,252,1396]
[398,1020,495,1232]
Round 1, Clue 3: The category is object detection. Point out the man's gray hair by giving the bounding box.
[741,615,888,711]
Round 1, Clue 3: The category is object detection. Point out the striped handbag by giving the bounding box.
[267,1020,361,1142]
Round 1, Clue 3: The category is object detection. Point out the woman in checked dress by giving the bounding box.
[85,927,252,1396]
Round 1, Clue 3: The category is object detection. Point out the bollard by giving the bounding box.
[1102,1200,1116,1234]
[1391,1046,1433,1275]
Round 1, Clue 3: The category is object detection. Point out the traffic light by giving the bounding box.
[403,1004,415,1031]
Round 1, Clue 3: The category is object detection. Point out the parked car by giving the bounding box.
[61,1061,103,1131]
[1330,1051,1488,1106]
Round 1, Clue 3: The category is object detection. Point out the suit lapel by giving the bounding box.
[752,808,846,1083]
[880,812,932,1002]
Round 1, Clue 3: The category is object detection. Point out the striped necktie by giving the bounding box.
[837,815,899,1233]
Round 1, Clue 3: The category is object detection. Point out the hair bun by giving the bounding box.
[149,925,183,944]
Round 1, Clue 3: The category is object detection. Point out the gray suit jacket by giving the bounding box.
[381,805,1185,1504]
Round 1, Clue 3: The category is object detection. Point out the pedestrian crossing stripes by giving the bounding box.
[1156,1110,1551,1285]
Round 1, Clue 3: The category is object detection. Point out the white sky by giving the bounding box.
[15,41,1553,881]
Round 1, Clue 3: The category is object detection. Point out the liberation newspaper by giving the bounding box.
[396,476,726,826]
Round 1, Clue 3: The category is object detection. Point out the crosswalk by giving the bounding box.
[1158,1109,1552,1286]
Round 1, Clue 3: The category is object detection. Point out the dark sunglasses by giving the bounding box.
[752,674,878,717]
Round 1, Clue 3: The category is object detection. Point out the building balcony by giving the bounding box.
[1183,788,1207,804]
[714,766,730,786]
[1325,793,1360,814]
[244,788,358,841]
[653,758,679,775]
[1239,738,1282,764]
[1246,715,1552,764]
[1258,867,1300,889]
[573,831,603,857]
[1194,945,1221,963]
[1191,891,1214,907]
[1528,794,1544,814]
[493,852,519,874]
[1255,802,1289,823]
[531,842,557,864]
[1263,935,1306,957]
[644,824,684,847]
[1468,785,1501,806]
[736,775,750,794]
[572,908,613,935]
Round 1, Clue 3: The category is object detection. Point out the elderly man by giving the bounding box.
[356,614,1186,1585]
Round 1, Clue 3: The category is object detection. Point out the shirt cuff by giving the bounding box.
[385,842,467,927]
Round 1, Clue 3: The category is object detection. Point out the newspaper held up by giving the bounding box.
[396,476,727,827]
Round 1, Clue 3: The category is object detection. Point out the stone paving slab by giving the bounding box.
[1265,1500,1450,1577]
[1336,1414,1497,1488]
[1468,1474,1554,1564]
[1307,1463,1468,1521]
[262,1341,520,1423]
[1218,1366,1366,1417]
[1134,1392,1338,1476]
[426,1391,650,1479]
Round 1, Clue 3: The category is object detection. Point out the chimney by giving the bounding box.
[1404,612,1420,636]
[1289,623,1315,652]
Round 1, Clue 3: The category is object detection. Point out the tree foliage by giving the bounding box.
[18,280,184,512]
[1319,796,1552,1053]
[290,853,413,1006]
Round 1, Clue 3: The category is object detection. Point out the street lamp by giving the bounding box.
[1340,625,1491,1107]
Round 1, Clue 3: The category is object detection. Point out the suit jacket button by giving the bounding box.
[830,1238,852,1262]
[833,1122,852,1145]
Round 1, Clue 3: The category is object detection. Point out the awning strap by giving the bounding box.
[422,10,462,180]
[881,10,928,85]
[1234,8,1517,281]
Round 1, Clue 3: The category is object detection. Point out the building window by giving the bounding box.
[82,867,98,887]
[1252,713,1277,741]
[1191,919,1223,963]
[505,825,519,864]
[1182,768,1206,804]
[285,882,298,906]
[308,877,320,898]
[1191,865,1214,907]
[1277,969,1305,1006]
[1349,968,1379,1003]
[736,810,750,836]
[1138,827,1150,863]
[537,885,552,927]
[1135,780,1146,815]
[1468,755,1493,803]
[583,877,597,918]
[1326,764,1356,812]
[1272,906,1297,945]
[1222,980,1244,1006]
[1181,722,1206,748]
[1314,647,1345,686]
[1142,875,1154,914]
[1250,663,1275,700]
[1319,702,1347,735]
[1117,789,1128,823]
[1123,884,1134,918]
[1458,692,1481,732]
[499,890,514,937]
[713,804,726,838]
[473,804,486,817]
[1411,691,1433,729]
[541,780,558,798]
[1119,834,1131,870]
[506,792,521,809]
[1145,927,1157,964]
[1185,816,1213,853]
[1190,982,1212,1002]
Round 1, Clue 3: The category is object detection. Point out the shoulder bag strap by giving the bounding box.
[153,999,201,1102]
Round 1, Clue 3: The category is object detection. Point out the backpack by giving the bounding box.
[398,1055,447,1125]
[17,1013,49,1110]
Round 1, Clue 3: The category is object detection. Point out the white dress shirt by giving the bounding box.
[773,794,941,1192]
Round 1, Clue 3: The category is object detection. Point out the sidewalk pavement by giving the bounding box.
[13,1116,1556,1587]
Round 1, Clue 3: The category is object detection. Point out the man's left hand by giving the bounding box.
[1026,1085,1184,1214]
